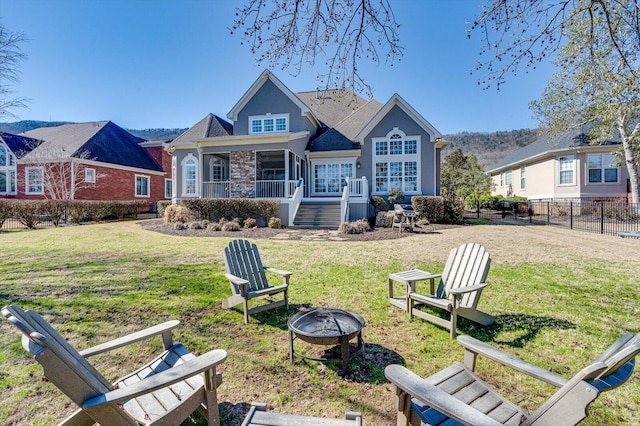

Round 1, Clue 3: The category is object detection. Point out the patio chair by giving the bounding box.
[242,402,362,425]
[408,243,493,338]
[2,304,227,425]
[385,333,639,426]
[222,239,292,324]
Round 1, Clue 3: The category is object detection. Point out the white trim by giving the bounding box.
[371,129,421,195]
[354,93,441,144]
[586,153,620,185]
[181,153,199,197]
[164,178,172,199]
[85,168,96,183]
[310,158,357,196]
[134,174,150,198]
[557,155,576,186]
[249,113,290,134]
[227,70,312,122]
[25,166,44,194]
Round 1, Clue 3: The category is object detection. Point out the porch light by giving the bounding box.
[356,161,361,169]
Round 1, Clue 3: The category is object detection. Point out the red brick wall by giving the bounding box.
[15,163,168,209]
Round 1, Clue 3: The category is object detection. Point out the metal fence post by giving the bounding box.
[570,202,573,230]
[600,201,604,234]
[547,201,550,225]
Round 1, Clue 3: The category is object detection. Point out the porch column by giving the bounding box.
[230,151,256,198]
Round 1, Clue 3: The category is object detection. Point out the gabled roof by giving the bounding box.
[307,128,361,152]
[334,99,384,140]
[21,121,163,172]
[172,113,233,145]
[486,128,621,173]
[354,93,442,144]
[296,89,370,128]
[0,132,44,159]
[227,70,312,122]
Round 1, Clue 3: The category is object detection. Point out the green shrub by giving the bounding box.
[85,201,112,222]
[156,200,171,217]
[443,198,464,224]
[244,218,257,228]
[68,201,89,225]
[370,196,388,216]
[388,189,404,206]
[268,217,282,229]
[164,204,193,223]
[411,196,444,223]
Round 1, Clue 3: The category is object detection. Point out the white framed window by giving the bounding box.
[85,168,96,183]
[135,174,150,197]
[372,128,421,194]
[0,144,16,194]
[558,155,575,185]
[164,178,172,198]
[520,166,526,190]
[181,154,198,196]
[312,160,355,195]
[249,113,289,134]
[26,166,44,194]
[504,169,513,186]
[209,157,227,181]
[588,153,618,183]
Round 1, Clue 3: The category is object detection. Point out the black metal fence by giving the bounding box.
[465,200,640,236]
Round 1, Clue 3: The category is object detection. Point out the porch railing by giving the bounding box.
[202,181,230,198]
[255,180,299,198]
[288,179,304,225]
[348,177,368,198]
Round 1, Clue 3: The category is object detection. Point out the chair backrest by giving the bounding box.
[526,333,640,425]
[2,305,137,424]
[436,243,491,308]
[224,239,271,293]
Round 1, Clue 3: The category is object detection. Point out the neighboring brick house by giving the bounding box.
[486,128,629,202]
[0,121,170,208]
[169,70,447,226]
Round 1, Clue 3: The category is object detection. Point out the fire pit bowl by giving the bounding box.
[287,307,366,373]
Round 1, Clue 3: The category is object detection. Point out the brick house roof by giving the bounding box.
[0,132,44,159]
[21,121,163,172]
[172,113,233,144]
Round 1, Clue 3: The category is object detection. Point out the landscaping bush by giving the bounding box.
[338,218,371,234]
[174,222,187,230]
[156,200,171,217]
[39,199,67,227]
[0,199,13,229]
[443,198,465,224]
[370,196,387,216]
[14,200,42,229]
[268,217,282,229]
[388,189,404,206]
[68,201,89,225]
[188,221,204,230]
[181,198,279,226]
[222,220,241,231]
[208,221,222,231]
[411,196,444,223]
[164,204,193,224]
[85,201,112,223]
[243,218,257,229]
[375,211,395,228]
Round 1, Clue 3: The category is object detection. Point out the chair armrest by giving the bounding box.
[385,364,503,426]
[457,335,568,387]
[79,320,180,358]
[264,267,293,277]
[447,283,487,295]
[225,273,249,287]
[83,349,228,408]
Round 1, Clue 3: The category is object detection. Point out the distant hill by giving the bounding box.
[1,120,541,170]
[442,128,542,169]
[0,120,187,141]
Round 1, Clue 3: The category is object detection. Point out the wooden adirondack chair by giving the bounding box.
[222,239,292,324]
[2,304,227,426]
[385,333,640,426]
[408,243,493,338]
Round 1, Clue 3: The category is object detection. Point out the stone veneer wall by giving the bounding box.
[230,150,256,198]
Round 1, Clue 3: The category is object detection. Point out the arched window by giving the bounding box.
[372,128,421,194]
[0,144,17,194]
[181,154,198,196]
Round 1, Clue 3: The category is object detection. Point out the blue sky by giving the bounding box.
[1,0,556,134]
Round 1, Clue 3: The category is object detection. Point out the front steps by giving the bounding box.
[292,201,341,229]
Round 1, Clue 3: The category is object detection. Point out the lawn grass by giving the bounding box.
[0,220,638,425]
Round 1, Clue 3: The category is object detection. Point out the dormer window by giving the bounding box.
[249,113,289,134]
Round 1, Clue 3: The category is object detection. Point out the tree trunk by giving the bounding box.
[622,137,639,203]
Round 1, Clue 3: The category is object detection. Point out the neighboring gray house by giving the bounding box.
[168,70,447,226]
[486,128,629,202]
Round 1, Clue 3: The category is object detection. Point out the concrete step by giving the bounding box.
[293,202,341,228]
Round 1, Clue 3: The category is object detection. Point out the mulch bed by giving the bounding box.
[137,218,461,241]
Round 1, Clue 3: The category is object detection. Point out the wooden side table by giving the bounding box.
[388,269,440,312]
[242,402,362,425]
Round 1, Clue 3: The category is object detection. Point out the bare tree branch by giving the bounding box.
[0,22,29,119]
[230,0,403,97]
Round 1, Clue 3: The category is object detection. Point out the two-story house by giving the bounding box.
[168,70,447,227]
